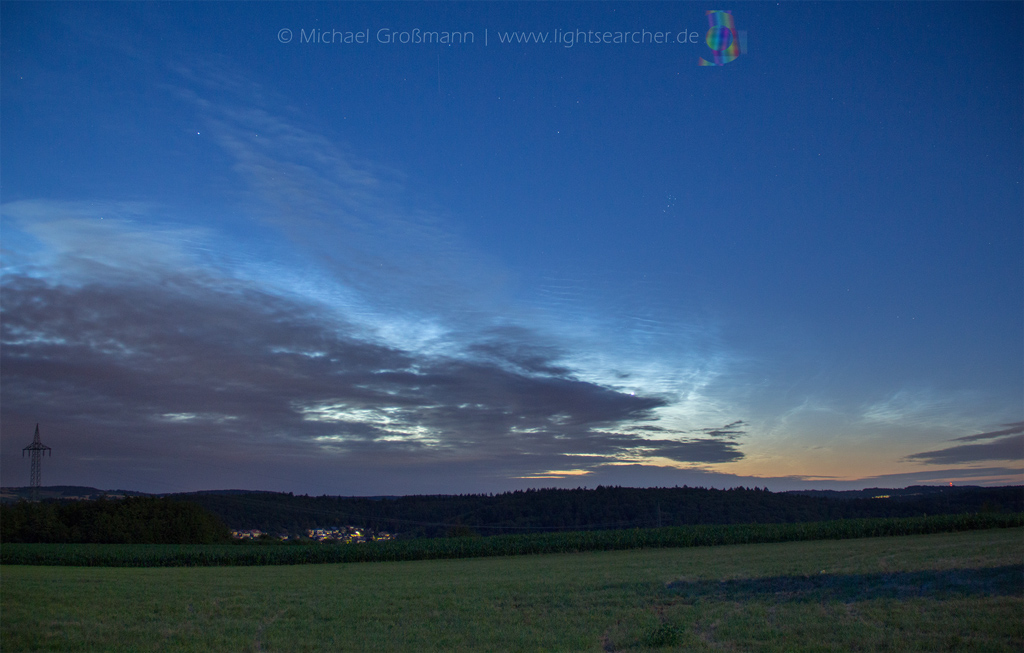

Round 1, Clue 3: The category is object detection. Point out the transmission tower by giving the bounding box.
[22,424,52,501]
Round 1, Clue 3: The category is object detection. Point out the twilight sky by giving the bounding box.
[2,1,1021,495]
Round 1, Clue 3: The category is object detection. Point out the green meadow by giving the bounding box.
[3,527,1022,652]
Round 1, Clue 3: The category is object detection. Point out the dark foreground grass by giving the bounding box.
[2,527,1022,652]
[3,512,1021,567]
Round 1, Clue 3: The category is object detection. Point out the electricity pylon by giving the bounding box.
[22,424,51,501]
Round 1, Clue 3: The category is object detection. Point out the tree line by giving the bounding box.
[173,485,1024,538]
[3,485,1019,543]
[0,496,230,544]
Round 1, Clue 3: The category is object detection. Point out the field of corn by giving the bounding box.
[3,512,1020,567]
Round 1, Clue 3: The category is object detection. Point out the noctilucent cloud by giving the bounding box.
[2,2,1021,495]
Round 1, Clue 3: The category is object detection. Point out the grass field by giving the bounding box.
[3,527,1022,651]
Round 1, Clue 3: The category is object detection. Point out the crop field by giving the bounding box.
[4,513,1021,567]
[3,527,1022,652]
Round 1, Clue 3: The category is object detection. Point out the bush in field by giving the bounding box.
[0,497,231,544]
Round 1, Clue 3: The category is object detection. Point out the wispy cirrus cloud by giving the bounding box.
[165,63,745,426]
[946,422,1024,444]
[903,422,1024,465]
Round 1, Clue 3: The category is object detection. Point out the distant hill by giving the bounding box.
[170,485,1024,538]
[6,484,1021,539]
[784,485,993,500]
[0,486,151,503]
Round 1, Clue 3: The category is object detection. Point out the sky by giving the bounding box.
[1,1,1021,496]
